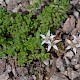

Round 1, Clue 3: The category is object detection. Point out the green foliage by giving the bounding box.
[37,0,70,32]
[0,0,70,66]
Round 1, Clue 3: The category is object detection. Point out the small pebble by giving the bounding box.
[74,64,80,69]
[65,51,74,59]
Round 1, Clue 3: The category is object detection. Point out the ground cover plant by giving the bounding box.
[0,0,70,66]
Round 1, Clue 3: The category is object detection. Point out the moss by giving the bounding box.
[0,0,70,66]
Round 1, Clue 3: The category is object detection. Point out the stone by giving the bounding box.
[0,73,9,80]
[0,58,6,75]
[6,65,11,73]
[16,67,28,76]
[70,0,78,5]
[68,70,79,80]
[56,57,65,72]
[7,78,13,80]
[61,71,68,76]
[63,15,76,34]
[43,60,49,66]
[12,0,17,6]
[74,64,80,69]
[9,58,17,76]
[76,19,80,33]
[22,0,30,8]
[77,48,80,55]
[5,0,12,4]
[73,9,79,19]
[64,57,70,66]
[76,0,80,12]
[12,7,19,13]
[0,70,10,80]
[71,28,77,35]
[17,0,22,3]
[71,55,79,65]
[0,0,4,4]
[7,5,14,11]
[32,75,36,80]
[12,4,22,13]
[74,76,80,80]
[50,73,68,80]
[16,75,30,80]
[65,51,74,59]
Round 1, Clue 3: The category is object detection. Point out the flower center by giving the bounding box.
[46,36,50,41]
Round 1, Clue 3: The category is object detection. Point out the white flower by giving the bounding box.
[72,34,80,43]
[40,30,61,52]
[66,36,80,54]
[40,30,56,45]
[47,39,61,52]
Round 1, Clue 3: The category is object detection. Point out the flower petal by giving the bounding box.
[66,39,72,44]
[77,35,80,42]
[46,30,50,37]
[47,45,51,52]
[66,46,71,50]
[50,34,56,40]
[54,40,61,44]
[45,40,51,45]
[76,43,80,47]
[72,34,77,39]
[41,40,46,45]
[53,45,58,50]
[73,47,77,54]
[72,39,77,43]
[40,34,46,39]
